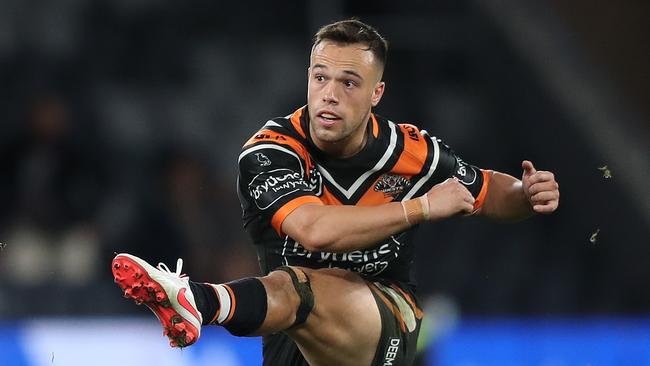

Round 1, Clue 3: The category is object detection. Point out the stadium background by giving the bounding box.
[0,0,648,365]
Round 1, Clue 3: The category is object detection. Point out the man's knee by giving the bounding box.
[272,266,314,328]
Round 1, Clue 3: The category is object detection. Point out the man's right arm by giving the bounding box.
[282,178,475,253]
[240,133,474,254]
[281,201,408,253]
[240,139,413,253]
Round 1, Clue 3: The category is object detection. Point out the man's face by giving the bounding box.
[307,41,385,156]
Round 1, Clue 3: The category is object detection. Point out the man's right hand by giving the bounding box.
[424,178,475,221]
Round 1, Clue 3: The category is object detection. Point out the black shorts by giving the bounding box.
[261,278,422,366]
[365,279,422,366]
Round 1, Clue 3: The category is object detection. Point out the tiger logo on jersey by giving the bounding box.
[374,174,411,198]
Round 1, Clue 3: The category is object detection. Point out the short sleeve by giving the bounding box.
[238,143,322,235]
[434,139,491,212]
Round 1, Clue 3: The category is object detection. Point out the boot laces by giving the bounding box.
[156,258,187,278]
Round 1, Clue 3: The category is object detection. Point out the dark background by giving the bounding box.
[0,0,648,318]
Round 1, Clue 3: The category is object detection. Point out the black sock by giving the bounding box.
[220,278,268,336]
[189,278,268,335]
[189,281,220,325]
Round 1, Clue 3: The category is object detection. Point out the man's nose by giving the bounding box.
[322,82,339,104]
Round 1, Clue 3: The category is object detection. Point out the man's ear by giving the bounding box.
[371,81,385,107]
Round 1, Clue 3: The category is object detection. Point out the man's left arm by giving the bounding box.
[477,160,560,221]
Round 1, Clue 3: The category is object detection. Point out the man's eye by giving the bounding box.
[344,80,355,88]
[315,75,325,82]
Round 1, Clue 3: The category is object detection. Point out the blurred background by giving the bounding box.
[0,0,648,365]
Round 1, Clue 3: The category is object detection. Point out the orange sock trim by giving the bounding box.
[208,284,221,325]
[222,284,237,324]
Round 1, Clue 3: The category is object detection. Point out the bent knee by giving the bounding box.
[272,266,315,328]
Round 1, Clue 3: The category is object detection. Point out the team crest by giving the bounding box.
[374,174,411,197]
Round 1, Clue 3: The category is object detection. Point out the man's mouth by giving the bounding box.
[317,111,342,125]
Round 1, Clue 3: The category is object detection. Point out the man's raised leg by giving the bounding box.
[194,266,383,365]
[112,254,382,365]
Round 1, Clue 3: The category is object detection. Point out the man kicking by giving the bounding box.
[112,19,559,366]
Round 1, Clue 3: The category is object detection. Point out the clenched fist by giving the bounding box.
[424,177,476,221]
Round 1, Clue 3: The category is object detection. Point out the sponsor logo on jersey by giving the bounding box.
[255,153,271,166]
[374,174,411,198]
[286,234,405,276]
[383,338,401,365]
[454,157,478,186]
[404,124,420,141]
[248,168,310,209]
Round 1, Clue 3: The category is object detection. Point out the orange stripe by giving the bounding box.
[208,284,221,324]
[222,284,237,324]
[271,196,323,236]
[356,189,392,206]
[290,107,307,139]
[388,283,424,320]
[318,185,343,206]
[371,114,379,138]
[473,169,491,211]
[395,124,428,175]
[369,283,407,333]
[243,129,306,155]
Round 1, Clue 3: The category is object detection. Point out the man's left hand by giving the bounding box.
[521,160,560,214]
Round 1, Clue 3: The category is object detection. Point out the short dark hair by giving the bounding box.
[313,19,388,67]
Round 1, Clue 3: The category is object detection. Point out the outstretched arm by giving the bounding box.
[478,160,560,221]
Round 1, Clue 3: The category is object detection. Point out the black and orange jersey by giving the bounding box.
[237,106,490,285]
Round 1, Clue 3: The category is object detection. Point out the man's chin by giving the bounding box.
[312,129,344,145]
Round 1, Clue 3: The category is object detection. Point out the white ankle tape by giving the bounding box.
[211,284,232,324]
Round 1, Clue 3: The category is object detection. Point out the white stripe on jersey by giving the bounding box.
[317,121,398,199]
[281,235,290,266]
[262,120,283,128]
[402,130,440,200]
[238,144,305,176]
